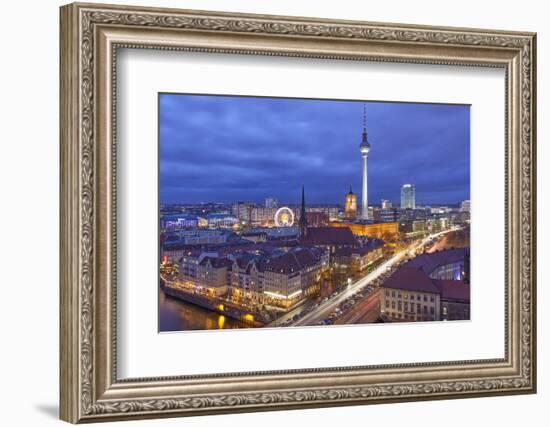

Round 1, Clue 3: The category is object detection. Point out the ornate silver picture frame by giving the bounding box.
[60,2,536,423]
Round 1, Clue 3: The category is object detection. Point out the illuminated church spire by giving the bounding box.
[299,185,308,238]
[360,103,371,220]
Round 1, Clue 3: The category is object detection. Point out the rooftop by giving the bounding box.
[404,248,467,274]
[199,256,233,269]
[262,247,322,275]
[381,265,470,302]
[434,279,470,302]
[301,227,358,246]
[334,238,384,257]
[381,266,441,294]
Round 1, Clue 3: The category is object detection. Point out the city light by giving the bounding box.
[274,207,295,227]
[159,96,470,331]
[263,290,303,300]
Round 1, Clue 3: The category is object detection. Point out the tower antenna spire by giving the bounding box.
[362,103,368,143]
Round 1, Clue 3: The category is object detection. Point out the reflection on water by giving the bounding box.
[159,288,246,332]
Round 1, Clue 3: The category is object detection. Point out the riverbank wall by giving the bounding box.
[160,279,265,327]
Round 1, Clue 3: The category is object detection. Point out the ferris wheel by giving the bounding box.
[274,207,295,227]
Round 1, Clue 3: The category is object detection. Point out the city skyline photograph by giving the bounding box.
[159,93,471,332]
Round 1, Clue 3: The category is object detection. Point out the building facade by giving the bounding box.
[329,221,399,240]
[306,205,340,221]
[250,207,278,225]
[344,187,358,220]
[373,207,399,223]
[228,246,326,308]
[205,213,238,228]
[380,254,470,322]
[231,202,255,224]
[401,184,416,209]
[195,257,232,296]
[265,197,278,209]
[160,213,200,230]
[333,239,384,275]
[437,279,471,320]
[380,267,441,322]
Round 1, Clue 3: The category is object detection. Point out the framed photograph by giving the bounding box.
[60,2,537,423]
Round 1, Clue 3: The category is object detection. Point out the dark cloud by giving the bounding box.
[159,93,470,205]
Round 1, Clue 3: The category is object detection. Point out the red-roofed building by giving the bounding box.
[434,279,470,320]
[380,265,470,322]
[227,247,328,308]
[333,239,384,275]
[300,227,358,264]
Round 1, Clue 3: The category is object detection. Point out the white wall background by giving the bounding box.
[0,0,546,426]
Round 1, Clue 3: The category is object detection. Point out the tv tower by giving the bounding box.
[359,103,371,220]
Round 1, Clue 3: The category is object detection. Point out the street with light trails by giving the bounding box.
[289,226,464,327]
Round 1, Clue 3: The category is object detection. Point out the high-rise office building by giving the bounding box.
[381,199,392,209]
[401,184,416,209]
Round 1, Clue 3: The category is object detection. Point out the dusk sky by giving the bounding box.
[159,93,470,206]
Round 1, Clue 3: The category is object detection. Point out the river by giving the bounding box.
[159,288,247,331]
